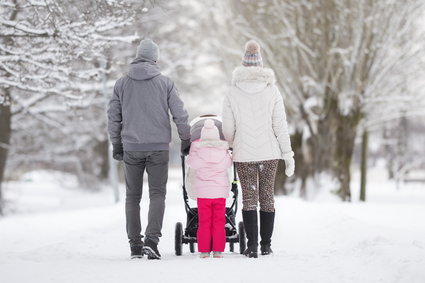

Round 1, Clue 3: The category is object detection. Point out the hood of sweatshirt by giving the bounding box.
[231,66,276,93]
[128,58,161,80]
[192,140,229,164]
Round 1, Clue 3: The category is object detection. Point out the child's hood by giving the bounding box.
[192,140,230,163]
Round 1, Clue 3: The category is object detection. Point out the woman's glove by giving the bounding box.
[284,157,295,177]
[112,144,124,161]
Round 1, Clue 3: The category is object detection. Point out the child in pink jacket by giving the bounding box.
[186,119,232,258]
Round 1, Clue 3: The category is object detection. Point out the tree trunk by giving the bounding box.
[314,119,334,173]
[383,128,395,179]
[94,139,109,180]
[360,129,368,202]
[0,91,12,215]
[334,112,361,202]
[274,160,287,195]
[292,131,309,199]
[0,0,18,215]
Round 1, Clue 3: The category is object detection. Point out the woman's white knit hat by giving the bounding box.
[242,40,263,67]
[200,119,220,141]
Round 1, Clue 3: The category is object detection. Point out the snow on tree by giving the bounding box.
[226,0,425,201]
[0,0,146,214]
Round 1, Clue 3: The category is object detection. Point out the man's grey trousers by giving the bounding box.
[123,151,169,247]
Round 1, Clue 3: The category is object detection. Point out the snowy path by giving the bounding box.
[1,169,425,283]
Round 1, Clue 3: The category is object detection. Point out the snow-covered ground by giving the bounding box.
[1,167,424,283]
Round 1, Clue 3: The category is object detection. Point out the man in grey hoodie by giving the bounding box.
[107,39,191,260]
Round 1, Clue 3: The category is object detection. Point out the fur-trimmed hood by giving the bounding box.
[231,66,276,93]
[232,66,275,85]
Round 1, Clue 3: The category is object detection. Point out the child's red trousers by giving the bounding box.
[197,198,226,253]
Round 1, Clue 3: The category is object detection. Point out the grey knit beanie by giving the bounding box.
[136,39,160,61]
[242,40,263,67]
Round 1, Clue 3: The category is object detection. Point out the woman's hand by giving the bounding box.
[284,157,295,177]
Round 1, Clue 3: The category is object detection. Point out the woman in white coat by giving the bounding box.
[222,40,295,258]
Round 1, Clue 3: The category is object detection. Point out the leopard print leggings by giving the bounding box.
[235,160,278,212]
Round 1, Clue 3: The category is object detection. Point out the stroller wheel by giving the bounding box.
[229,242,234,252]
[175,222,183,256]
[238,221,246,254]
[189,242,195,253]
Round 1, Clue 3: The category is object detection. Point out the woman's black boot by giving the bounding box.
[260,210,275,255]
[242,210,258,258]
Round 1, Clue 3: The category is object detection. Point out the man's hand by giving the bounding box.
[181,139,191,156]
[112,144,124,161]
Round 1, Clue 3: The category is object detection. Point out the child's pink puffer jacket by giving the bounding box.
[186,140,232,199]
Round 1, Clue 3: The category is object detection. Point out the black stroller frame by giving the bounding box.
[174,115,246,256]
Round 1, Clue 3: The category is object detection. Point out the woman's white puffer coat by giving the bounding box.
[222,66,294,162]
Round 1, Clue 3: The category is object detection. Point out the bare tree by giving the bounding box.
[0,0,142,213]
[227,0,425,200]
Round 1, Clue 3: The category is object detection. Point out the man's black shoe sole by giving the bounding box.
[130,247,144,259]
[131,254,144,259]
[143,246,161,260]
[244,252,258,258]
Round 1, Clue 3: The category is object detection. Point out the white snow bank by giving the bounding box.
[0,168,424,283]
[3,170,115,215]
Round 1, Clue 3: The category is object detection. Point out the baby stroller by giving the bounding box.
[174,114,246,255]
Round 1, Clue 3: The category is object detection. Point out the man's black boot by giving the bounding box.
[143,238,161,260]
[130,245,144,259]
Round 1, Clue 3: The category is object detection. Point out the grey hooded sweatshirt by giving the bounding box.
[107,59,190,151]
